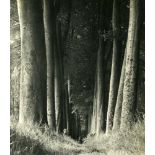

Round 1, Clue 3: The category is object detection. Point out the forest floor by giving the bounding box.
[10,118,144,155]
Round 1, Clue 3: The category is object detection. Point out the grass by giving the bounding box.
[10,117,144,155]
[83,120,145,155]
[10,118,87,155]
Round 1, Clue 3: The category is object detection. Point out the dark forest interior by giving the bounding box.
[10,0,145,154]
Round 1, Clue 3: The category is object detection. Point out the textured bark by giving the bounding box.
[113,49,126,131]
[43,0,56,130]
[106,0,120,133]
[17,0,47,124]
[120,0,140,130]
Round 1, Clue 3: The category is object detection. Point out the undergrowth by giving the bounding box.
[10,117,86,155]
[10,117,144,155]
[83,120,145,155]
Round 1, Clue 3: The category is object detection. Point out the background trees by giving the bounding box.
[43,0,56,131]
[106,0,121,134]
[11,0,145,139]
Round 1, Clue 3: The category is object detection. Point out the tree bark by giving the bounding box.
[43,0,56,130]
[90,81,97,134]
[54,21,65,133]
[106,0,120,133]
[120,0,140,130]
[17,0,47,124]
[113,49,126,131]
[95,36,105,136]
[54,37,63,133]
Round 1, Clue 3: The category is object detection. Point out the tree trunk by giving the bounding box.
[120,0,140,130]
[65,96,70,135]
[90,81,97,134]
[66,74,71,134]
[88,105,92,134]
[61,0,72,133]
[106,0,120,133]
[54,21,65,133]
[113,49,126,131]
[67,74,71,104]
[54,36,63,133]
[95,36,105,136]
[91,0,112,135]
[17,0,47,124]
[43,0,56,130]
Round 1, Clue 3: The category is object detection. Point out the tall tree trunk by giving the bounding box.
[54,0,72,131]
[91,0,112,135]
[74,112,80,140]
[54,20,66,133]
[106,0,120,133]
[65,95,70,134]
[77,115,81,140]
[120,0,140,130]
[17,0,47,124]
[67,74,71,105]
[43,0,56,130]
[61,0,72,133]
[88,105,92,134]
[90,81,97,134]
[113,49,126,131]
[85,114,88,135]
[54,33,63,133]
[95,36,105,136]
[66,74,71,134]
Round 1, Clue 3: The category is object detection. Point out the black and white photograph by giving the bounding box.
[1,0,150,154]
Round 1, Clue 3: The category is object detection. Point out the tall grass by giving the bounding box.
[10,117,144,155]
[83,120,145,155]
[10,117,86,155]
